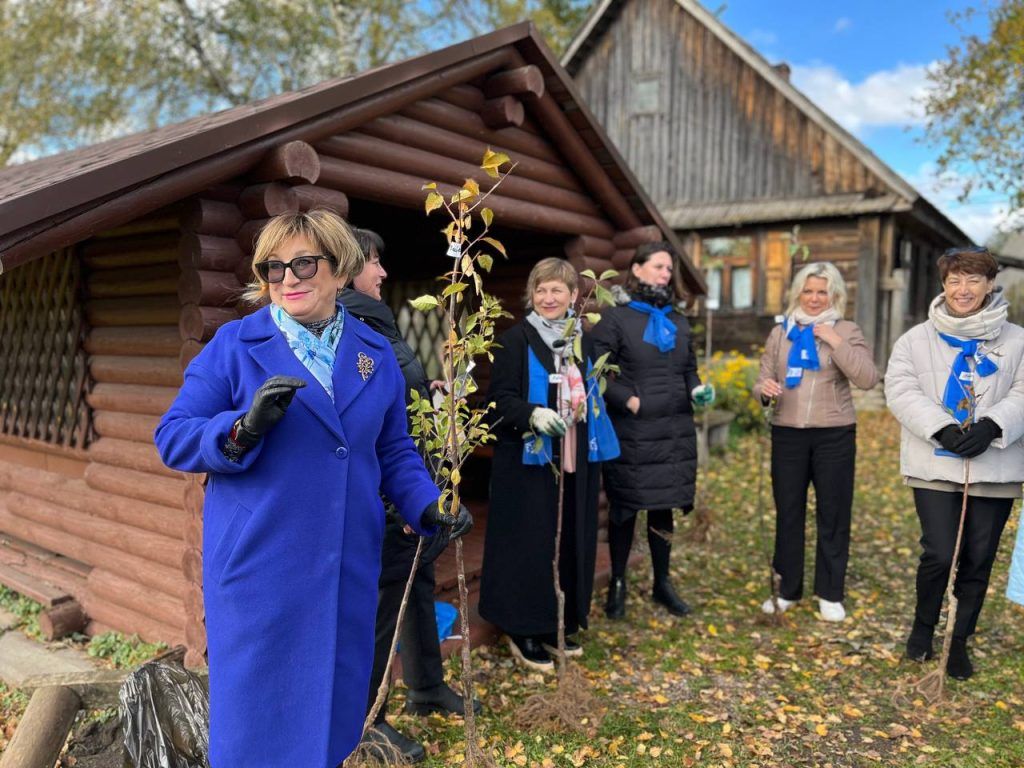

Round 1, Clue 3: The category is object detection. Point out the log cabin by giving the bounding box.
[0,23,702,664]
[564,0,973,360]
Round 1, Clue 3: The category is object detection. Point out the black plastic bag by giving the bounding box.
[119,660,210,768]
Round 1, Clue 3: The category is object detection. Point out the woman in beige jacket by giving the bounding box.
[885,246,1024,680]
[753,262,880,622]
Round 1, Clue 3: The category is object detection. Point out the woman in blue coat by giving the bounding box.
[155,210,469,768]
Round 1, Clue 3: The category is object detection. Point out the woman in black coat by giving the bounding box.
[591,241,714,620]
[479,257,619,671]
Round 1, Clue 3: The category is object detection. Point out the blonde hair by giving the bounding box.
[785,261,847,316]
[523,257,579,308]
[242,209,364,304]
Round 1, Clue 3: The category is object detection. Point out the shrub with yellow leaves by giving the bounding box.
[696,351,763,432]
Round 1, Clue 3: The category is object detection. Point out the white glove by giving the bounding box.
[530,407,567,436]
[691,384,715,407]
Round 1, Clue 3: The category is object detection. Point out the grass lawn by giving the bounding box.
[389,410,1024,767]
[1,411,1021,766]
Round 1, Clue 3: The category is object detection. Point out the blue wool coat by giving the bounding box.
[154,305,440,768]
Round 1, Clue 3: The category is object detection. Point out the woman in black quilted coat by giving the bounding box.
[591,241,714,620]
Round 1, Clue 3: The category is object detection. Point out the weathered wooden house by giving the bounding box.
[0,23,702,662]
[564,0,972,358]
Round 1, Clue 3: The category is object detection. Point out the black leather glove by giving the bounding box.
[952,418,1002,459]
[234,375,306,447]
[420,498,473,540]
[933,424,964,452]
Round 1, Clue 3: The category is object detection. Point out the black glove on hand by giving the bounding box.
[952,418,1002,459]
[420,498,473,540]
[934,424,964,452]
[235,375,307,447]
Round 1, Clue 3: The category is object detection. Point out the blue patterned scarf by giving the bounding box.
[783,319,819,388]
[270,303,345,401]
[938,333,998,424]
[627,301,677,352]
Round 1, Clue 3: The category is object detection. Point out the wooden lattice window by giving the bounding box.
[383,280,447,380]
[0,248,91,448]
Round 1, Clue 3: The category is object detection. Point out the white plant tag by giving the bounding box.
[446,240,462,259]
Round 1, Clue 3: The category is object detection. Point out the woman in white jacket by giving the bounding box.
[885,246,1024,680]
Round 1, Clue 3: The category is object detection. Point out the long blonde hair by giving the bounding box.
[242,209,363,304]
[785,261,847,316]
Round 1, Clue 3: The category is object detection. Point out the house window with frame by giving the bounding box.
[702,236,754,311]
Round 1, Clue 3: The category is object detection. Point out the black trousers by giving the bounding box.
[608,508,675,581]
[913,488,1013,639]
[770,425,856,602]
[365,559,444,724]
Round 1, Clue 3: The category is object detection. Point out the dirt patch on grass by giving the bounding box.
[60,715,122,768]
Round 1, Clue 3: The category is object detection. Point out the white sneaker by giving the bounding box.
[761,596,797,615]
[818,599,846,622]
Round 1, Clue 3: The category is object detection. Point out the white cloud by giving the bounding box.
[901,162,1018,245]
[790,62,932,134]
[833,17,852,33]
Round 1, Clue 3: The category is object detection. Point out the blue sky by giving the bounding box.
[717,0,1006,243]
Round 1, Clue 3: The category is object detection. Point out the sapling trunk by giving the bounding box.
[916,459,971,703]
[346,537,425,767]
[552,404,569,680]
[689,295,714,543]
[406,151,515,768]
[756,400,785,624]
[442,268,484,765]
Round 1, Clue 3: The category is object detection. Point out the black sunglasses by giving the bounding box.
[256,254,337,283]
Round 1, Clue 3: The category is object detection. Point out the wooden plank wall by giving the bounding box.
[572,0,888,207]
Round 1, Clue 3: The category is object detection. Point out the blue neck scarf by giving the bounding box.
[627,301,677,352]
[522,348,620,466]
[938,333,998,423]
[270,303,345,401]
[784,319,820,388]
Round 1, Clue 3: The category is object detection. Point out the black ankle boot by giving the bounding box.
[946,637,974,680]
[605,576,626,619]
[652,578,692,616]
[905,618,935,662]
[405,682,482,716]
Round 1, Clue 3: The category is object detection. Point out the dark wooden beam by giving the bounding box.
[239,183,300,219]
[484,65,545,100]
[481,96,525,129]
[249,141,321,184]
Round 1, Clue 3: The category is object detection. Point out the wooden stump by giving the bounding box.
[39,600,87,640]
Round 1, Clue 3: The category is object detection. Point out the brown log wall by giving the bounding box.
[0,67,659,652]
[0,212,192,644]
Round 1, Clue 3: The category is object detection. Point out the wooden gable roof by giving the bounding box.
[562,0,969,243]
[0,23,705,294]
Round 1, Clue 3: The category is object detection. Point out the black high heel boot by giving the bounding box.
[605,576,626,619]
